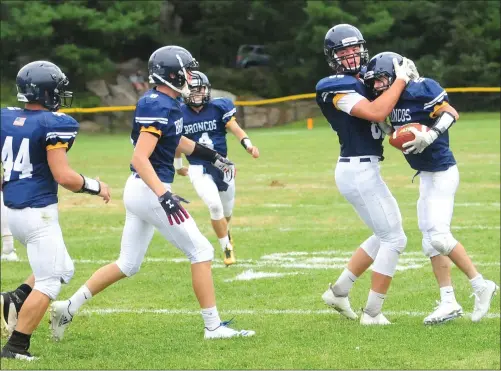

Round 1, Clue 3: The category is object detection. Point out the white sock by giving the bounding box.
[68,285,93,315]
[201,306,221,330]
[440,286,456,303]
[1,235,14,254]
[364,290,386,317]
[218,236,229,251]
[470,274,487,293]
[332,268,357,297]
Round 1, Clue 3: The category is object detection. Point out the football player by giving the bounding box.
[0,61,111,360]
[363,51,499,324]
[49,46,255,342]
[316,24,417,325]
[174,71,260,266]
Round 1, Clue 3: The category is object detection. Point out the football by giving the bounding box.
[389,123,430,151]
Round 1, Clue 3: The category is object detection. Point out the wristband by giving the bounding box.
[174,157,183,170]
[241,137,252,150]
[77,175,100,195]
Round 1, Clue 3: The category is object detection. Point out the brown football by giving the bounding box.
[389,123,430,151]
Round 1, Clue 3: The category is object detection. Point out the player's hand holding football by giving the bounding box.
[176,167,189,176]
[246,145,260,158]
[158,191,190,225]
[402,126,438,154]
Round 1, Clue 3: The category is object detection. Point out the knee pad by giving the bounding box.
[360,235,380,260]
[430,232,458,255]
[208,201,224,220]
[34,277,62,300]
[188,239,214,264]
[116,258,141,277]
[372,232,407,277]
[421,233,440,258]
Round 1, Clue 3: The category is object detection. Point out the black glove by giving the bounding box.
[213,153,235,182]
[158,191,190,226]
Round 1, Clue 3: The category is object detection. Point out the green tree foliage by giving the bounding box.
[1,0,499,108]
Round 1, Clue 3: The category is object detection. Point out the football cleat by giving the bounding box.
[0,346,37,361]
[204,320,255,339]
[360,311,391,325]
[223,243,236,266]
[471,280,499,322]
[423,300,463,325]
[1,292,19,338]
[1,251,19,262]
[49,300,73,341]
[322,285,358,320]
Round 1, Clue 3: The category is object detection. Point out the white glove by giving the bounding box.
[407,59,420,80]
[393,57,415,84]
[402,127,438,154]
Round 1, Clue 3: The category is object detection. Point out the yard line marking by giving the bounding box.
[224,270,301,282]
[80,308,500,319]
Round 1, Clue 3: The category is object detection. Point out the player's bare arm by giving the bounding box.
[177,136,234,180]
[351,58,414,122]
[226,119,260,158]
[47,147,110,203]
[130,131,167,197]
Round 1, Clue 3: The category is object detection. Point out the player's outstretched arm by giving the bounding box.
[177,136,234,180]
[226,119,259,158]
[47,148,111,203]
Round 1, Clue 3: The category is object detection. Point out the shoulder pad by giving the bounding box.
[48,111,79,130]
[210,98,236,123]
[316,75,364,95]
[404,78,447,104]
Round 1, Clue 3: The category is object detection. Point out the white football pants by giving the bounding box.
[188,165,235,220]
[116,175,214,277]
[6,203,74,299]
[335,156,407,277]
[418,165,459,257]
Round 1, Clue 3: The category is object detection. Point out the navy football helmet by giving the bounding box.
[324,24,369,74]
[363,52,403,96]
[186,71,211,107]
[148,45,199,98]
[16,61,73,111]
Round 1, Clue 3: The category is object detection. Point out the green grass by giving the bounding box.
[1,112,500,369]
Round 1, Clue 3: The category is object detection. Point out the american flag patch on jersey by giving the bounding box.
[13,117,26,126]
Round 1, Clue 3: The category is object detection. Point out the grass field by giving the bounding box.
[1,112,500,370]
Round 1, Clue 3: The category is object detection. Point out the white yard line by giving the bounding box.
[80,307,500,319]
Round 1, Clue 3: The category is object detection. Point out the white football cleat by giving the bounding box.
[204,321,255,339]
[423,300,464,325]
[322,285,358,320]
[49,300,73,341]
[360,311,391,325]
[1,251,19,262]
[471,280,499,322]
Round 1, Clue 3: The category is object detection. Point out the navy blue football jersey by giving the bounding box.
[1,107,78,209]
[130,89,184,183]
[389,78,455,172]
[181,98,236,166]
[316,75,384,158]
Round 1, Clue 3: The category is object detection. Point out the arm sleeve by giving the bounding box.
[333,92,365,114]
[213,98,237,125]
[45,113,79,151]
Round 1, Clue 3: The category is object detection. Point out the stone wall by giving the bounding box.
[79,59,320,132]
